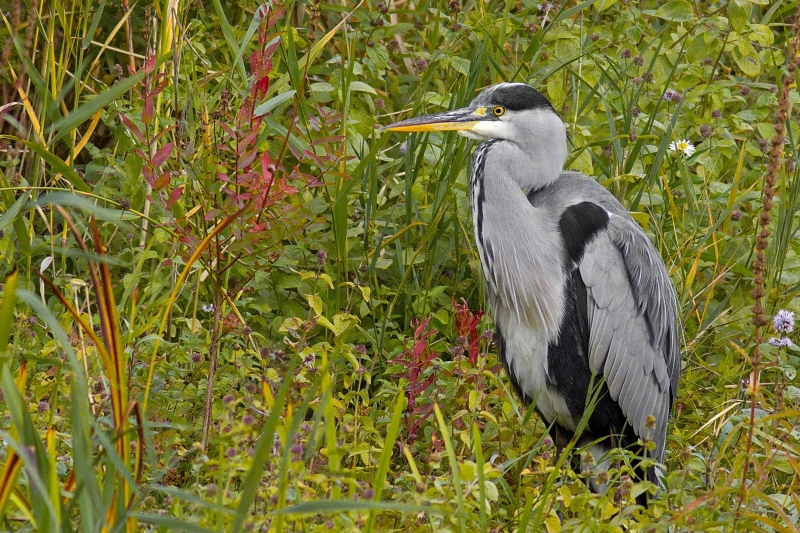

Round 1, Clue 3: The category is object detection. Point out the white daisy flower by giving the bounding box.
[669,139,695,157]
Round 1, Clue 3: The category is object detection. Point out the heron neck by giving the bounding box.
[483,139,564,192]
[470,142,566,337]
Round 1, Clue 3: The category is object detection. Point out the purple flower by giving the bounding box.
[663,89,682,103]
[769,337,791,348]
[773,310,795,333]
[291,443,304,461]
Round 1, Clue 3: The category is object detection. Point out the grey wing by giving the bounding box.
[580,214,680,463]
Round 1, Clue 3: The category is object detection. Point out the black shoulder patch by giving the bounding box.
[492,84,554,112]
[559,202,609,266]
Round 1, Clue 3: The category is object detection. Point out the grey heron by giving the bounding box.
[386,82,680,503]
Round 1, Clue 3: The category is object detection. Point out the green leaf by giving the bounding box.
[747,23,774,46]
[733,38,761,78]
[0,270,17,361]
[305,294,323,316]
[446,56,471,76]
[310,82,335,93]
[349,81,378,96]
[275,499,432,516]
[0,190,30,233]
[253,90,296,116]
[459,461,477,482]
[366,45,389,74]
[317,313,358,337]
[546,77,566,109]
[593,0,618,12]
[484,480,499,501]
[728,0,751,32]
[35,192,137,222]
[653,0,695,22]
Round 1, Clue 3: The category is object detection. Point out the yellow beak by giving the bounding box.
[384,107,487,132]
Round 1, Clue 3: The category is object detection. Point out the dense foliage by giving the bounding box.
[1,0,799,531]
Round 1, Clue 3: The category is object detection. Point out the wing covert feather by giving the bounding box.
[580,217,680,463]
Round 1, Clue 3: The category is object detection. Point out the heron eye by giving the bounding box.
[493,106,505,117]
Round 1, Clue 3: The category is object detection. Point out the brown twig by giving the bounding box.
[740,6,800,510]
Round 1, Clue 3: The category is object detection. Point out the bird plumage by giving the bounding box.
[385,82,681,502]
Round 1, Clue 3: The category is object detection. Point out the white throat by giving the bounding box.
[463,107,568,192]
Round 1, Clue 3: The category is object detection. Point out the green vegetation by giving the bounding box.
[1,0,799,530]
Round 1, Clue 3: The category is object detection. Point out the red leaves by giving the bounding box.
[248,10,281,110]
[137,143,173,190]
[151,143,173,168]
[391,302,488,446]
[143,55,156,74]
[167,186,184,209]
[453,298,484,364]
[119,113,143,143]
[153,172,171,189]
[391,317,441,445]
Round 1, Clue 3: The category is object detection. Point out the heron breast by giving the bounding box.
[498,317,576,430]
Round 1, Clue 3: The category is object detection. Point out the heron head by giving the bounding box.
[384,82,567,147]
